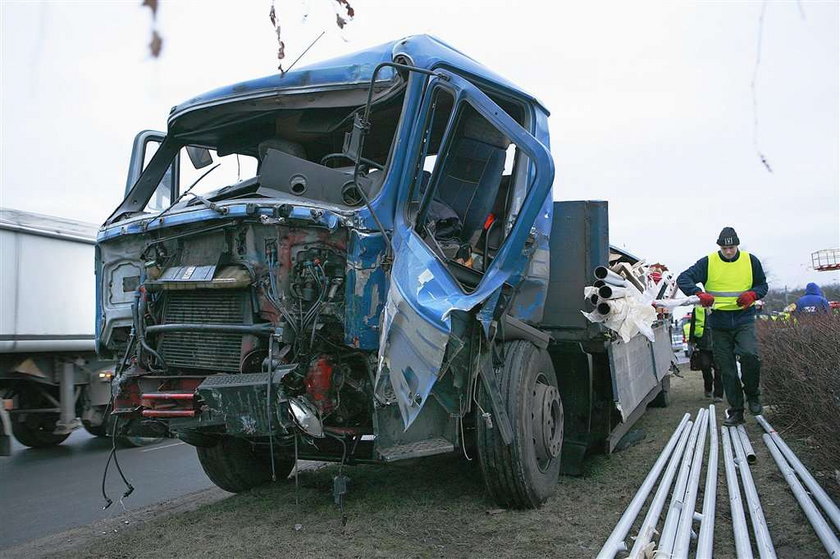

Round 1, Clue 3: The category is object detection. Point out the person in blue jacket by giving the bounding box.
[677,227,768,426]
[795,282,830,313]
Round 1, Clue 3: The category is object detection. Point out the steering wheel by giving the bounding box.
[320,153,383,170]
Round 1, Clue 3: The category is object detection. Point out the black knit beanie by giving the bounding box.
[716,227,740,246]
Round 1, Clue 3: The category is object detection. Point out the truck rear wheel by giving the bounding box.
[196,436,294,493]
[476,340,564,509]
[12,415,70,448]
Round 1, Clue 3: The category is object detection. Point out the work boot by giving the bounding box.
[723,408,744,426]
[704,391,712,398]
[748,398,763,415]
[713,396,723,403]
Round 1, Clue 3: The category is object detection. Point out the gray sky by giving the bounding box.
[1,0,838,289]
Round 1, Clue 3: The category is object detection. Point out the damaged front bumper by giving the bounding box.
[112,364,324,440]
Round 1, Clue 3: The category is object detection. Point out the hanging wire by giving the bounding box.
[751,0,773,173]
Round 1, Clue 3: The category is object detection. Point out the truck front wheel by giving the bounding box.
[12,415,70,448]
[477,340,564,509]
[196,436,294,493]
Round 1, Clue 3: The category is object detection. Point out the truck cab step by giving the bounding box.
[377,437,454,462]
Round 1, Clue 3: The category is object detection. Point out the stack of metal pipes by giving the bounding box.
[587,265,641,316]
[757,415,840,557]
[598,410,840,558]
[597,407,718,558]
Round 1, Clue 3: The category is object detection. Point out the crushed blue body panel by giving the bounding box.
[344,230,388,350]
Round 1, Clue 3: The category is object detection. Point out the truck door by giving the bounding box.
[377,70,554,428]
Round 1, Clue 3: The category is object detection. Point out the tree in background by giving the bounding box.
[141,0,356,64]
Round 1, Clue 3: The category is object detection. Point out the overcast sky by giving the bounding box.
[1,0,838,289]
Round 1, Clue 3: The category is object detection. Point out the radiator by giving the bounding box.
[158,290,249,372]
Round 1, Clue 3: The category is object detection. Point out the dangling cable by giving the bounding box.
[100,332,137,509]
[266,336,277,482]
[110,416,134,499]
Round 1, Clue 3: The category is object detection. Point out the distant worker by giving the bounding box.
[677,227,768,426]
[795,282,830,313]
[686,306,723,402]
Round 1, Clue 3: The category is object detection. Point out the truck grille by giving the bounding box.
[158,290,249,372]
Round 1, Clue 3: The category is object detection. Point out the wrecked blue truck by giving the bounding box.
[96,35,672,509]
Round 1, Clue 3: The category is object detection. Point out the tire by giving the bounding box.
[476,340,564,509]
[119,435,166,447]
[82,420,109,437]
[12,415,70,448]
[196,436,294,493]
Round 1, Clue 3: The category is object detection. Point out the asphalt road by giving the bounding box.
[0,429,215,549]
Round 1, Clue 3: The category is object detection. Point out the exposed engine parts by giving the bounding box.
[110,222,373,441]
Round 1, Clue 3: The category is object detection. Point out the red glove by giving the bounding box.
[696,292,715,307]
[737,290,757,308]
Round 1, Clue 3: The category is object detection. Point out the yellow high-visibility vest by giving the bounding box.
[692,306,707,338]
[706,250,753,311]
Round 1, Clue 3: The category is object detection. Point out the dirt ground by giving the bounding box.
[5,368,836,559]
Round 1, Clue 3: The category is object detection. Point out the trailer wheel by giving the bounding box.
[12,415,70,448]
[476,340,563,509]
[196,436,294,493]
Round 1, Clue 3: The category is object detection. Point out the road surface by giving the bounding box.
[0,429,215,549]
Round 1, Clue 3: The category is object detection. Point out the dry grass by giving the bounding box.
[758,313,840,483]
[22,370,833,559]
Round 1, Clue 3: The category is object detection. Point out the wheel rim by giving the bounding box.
[531,374,564,471]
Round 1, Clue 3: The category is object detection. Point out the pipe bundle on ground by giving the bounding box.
[727,424,776,558]
[597,407,719,559]
[599,408,839,558]
[757,415,840,557]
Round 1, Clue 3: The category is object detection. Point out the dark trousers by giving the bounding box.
[700,358,723,398]
[711,323,761,411]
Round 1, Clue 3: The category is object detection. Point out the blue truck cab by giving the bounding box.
[96,35,671,508]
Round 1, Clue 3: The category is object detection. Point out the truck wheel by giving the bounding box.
[82,420,109,438]
[196,436,294,493]
[476,340,564,509]
[12,415,70,448]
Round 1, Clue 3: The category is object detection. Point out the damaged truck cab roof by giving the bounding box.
[169,34,548,123]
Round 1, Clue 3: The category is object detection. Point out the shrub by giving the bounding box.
[758,312,840,479]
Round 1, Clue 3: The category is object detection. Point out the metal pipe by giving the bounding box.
[696,405,719,558]
[596,413,691,558]
[756,415,840,532]
[141,393,196,400]
[762,434,840,557]
[658,409,705,557]
[736,424,757,464]
[596,301,612,315]
[141,410,196,418]
[593,266,628,287]
[721,426,754,559]
[612,262,646,292]
[673,408,710,558]
[628,419,695,558]
[730,426,776,558]
[593,279,606,288]
[145,323,276,335]
[598,285,627,300]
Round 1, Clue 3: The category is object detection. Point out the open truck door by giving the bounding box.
[375,70,554,429]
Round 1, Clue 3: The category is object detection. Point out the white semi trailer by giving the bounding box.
[0,208,113,454]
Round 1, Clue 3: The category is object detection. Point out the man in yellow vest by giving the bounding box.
[677,227,768,426]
